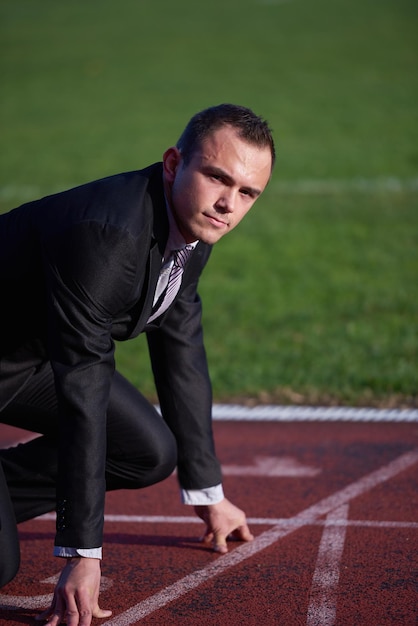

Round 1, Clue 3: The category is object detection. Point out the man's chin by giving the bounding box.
[182,226,224,246]
[198,222,231,245]
[199,231,226,246]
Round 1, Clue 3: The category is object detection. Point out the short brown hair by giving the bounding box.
[177,104,276,168]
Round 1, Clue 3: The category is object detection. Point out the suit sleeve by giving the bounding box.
[146,267,223,491]
[41,221,140,549]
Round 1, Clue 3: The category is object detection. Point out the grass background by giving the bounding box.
[1,0,417,406]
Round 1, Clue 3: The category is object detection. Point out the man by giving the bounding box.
[0,103,275,624]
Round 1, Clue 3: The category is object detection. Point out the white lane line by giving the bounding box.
[101,448,418,625]
[271,177,418,195]
[2,177,417,204]
[35,513,418,529]
[222,456,321,477]
[307,504,349,626]
[0,575,113,611]
[211,404,418,423]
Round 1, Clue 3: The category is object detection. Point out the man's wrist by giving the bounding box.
[180,483,224,505]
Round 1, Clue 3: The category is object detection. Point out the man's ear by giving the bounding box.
[162,147,182,182]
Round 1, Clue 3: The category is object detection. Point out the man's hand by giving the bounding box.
[194,498,254,554]
[36,557,112,626]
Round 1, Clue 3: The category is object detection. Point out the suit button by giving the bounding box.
[57,499,68,530]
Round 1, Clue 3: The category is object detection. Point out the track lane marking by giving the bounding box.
[307,504,349,626]
[222,455,321,477]
[101,448,418,625]
[211,404,418,422]
[35,512,418,529]
[0,576,113,611]
[2,177,417,204]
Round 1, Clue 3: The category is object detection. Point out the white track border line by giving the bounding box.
[307,503,349,626]
[210,404,418,422]
[271,176,418,194]
[2,177,417,203]
[99,448,418,625]
[36,513,418,530]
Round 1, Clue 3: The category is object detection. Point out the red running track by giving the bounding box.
[0,419,417,625]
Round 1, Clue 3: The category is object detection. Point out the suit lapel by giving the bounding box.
[132,165,169,332]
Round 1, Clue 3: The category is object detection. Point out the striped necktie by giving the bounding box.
[148,245,194,322]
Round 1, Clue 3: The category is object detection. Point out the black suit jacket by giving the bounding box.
[0,163,222,548]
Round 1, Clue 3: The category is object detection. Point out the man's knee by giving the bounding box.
[139,431,178,486]
[106,430,177,491]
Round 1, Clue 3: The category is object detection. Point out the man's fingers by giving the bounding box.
[70,588,112,626]
[60,594,84,626]
[36,606,64,626]
[35,612,58,625]
[200,529,214,545]
[201,528,228,552]
[212,524,254,553]
[92,606,113,619]
[35,608,51,621]
[35,597,62,625]
[233,523,254,543]
[214,542,228,554]
[35,598,111,625]
[44,613,63,626]
[196,499,254,554]
[213,531,228,554]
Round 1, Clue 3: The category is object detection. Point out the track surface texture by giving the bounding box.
[0,418,417,625]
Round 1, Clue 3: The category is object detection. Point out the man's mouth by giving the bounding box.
[204,213,229,228]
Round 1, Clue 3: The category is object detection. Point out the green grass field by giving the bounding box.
[1,0,417,406]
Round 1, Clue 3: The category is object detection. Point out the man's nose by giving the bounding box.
[216,189,236,212]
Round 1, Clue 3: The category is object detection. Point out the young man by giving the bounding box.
[0,103,275,624]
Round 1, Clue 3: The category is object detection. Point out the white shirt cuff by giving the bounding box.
[54,546,102,559]
[181,483,224,505]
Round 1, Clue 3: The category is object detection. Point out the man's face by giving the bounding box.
[163,125,273,245]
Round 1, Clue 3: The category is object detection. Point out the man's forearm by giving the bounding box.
[54,484,225,558]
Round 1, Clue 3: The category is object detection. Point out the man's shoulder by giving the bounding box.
[93,162,162,190]
[74,162,163,207]
[75,163,165,239]
[25,163,164,237]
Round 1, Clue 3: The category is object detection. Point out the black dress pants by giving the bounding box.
[0,362,177,587]
[0,459,20,588]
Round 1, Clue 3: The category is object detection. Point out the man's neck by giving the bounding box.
[164,200,198,259]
